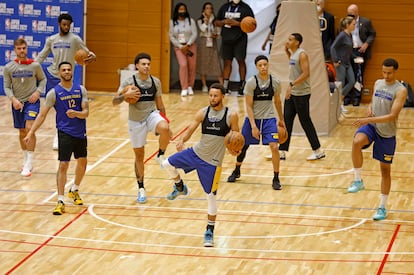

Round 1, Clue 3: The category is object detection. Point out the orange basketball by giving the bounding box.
[74,49,89,65]
[121,85,140,104]
[240,16,257,33]
[224,131,245,152]
[278,125,288,144]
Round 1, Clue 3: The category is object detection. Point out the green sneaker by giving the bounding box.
[373,207,387,220]
[348,180,364,193]
[167,184,189,200]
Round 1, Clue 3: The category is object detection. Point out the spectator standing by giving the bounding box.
[348,58,407,221]
[197,2,223,92]
[346,4,376,106]
[261,3,281,53]
[279,33,325,161]
[169,2,198,97]
[331,16,356,113]
[216,0,254,96]
[3,38,46,177]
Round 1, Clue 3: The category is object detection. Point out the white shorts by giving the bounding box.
[128,110,165,148]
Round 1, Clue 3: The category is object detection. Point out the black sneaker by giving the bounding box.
[272,178,282,190]
[227,169,240,182]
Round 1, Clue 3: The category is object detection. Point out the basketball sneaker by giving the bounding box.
[272,178,282,190]
[167,184,189,200]
[306,151,325,161]
[181,89,188,97]
[188,86,194,95]
[227,169,240,182]
[68,190,83,205]
[53,200,65,215]
[348,179,364,193]
[279,151,286,160]
[21,163,32,177]
[203,228,214,247]
[137,188,147,204]
[156,154,166,169]
[373,207,387,220]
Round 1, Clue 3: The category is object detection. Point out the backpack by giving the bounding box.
[401,81,414,107]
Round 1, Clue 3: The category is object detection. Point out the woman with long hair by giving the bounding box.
[169,2,198,96]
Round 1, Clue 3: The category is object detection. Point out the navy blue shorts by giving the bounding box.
[11,100,40,129]
[168,148,221,194]
[241,117,279,145]
[356,124,396,164]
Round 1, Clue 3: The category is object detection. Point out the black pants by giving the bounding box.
[345,48,367,104]
[279,94,321,151]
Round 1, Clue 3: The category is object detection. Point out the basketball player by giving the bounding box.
[227,55,285,190]
[161,83,240,247]
[279,33,325,161]
[24,62,89,215]
[348,58,407,221]
[36,13,96,150]
[112,52,170,204]
[3,38,46,177]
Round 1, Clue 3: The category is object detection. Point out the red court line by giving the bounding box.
[377,224,401,275]
[144,126,188,164]
[5,208,88,275]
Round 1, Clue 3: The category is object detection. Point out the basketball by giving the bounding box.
[278,125,288,144]
[74,49,89,65]
[224,131,245,152]
[240,16,257,33]
[121,85,140,104]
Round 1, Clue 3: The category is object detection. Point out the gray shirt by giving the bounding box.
[289,48,310,96]
[244,74,281,119]
[193,106,231,167]
[372,79,404,137]
[118,74,163,122]
[36,32,90,78]
[3,60,46,101]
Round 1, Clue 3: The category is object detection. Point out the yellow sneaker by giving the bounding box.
[68,190,83,205]
[53,201,65,215]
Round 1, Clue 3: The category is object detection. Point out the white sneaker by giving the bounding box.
[137,188,147,204]
[156,154,166,169]
[306,151,326,161]
[279,151,286,160]
[202,85,208,92]
[188,87,194,95]
[21,164,32,177]
[265,155,272,160]
[341,105,348,114]
[181,89,188,97]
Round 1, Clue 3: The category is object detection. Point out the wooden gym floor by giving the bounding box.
[1,91,414,274]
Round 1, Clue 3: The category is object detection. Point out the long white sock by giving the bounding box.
[354,168,361,181]
[22,150,28,166]
[71,184,80,191]
[379,194,388,208]
[58,195,65,202]
[26,151,33,168]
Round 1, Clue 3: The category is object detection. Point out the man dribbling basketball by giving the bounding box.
[160,83,240,247]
